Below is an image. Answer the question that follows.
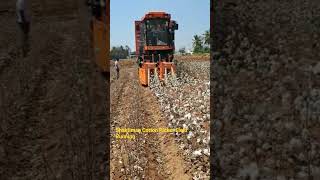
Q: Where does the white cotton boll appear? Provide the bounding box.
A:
[133,165,143,171]
[192,149,202,157]
[203,148,210,156]
[183,124,188,129]
[184,113,191,120]
[179,144,185,150]
[200,129,206,133]
[187,131,194,139]
[202,138,208,144]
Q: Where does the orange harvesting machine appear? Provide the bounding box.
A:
[135,12,179,86]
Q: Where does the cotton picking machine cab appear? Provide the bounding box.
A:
[135,12,179,86]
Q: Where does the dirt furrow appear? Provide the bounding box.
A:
[141,87,192,180]
[111,63,191,179]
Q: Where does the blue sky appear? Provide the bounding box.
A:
[111,0,210,51]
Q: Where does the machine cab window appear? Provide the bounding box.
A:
[145,19,169,46]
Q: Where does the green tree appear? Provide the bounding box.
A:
[193,35,203,53]
[110,45,130,59]
[203,30,210,53]
[192,30,210,54]
[203,30,210,46]
[125,45,131,57]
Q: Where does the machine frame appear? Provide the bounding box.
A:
[135,12,178,86]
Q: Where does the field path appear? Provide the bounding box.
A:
[110,61,191,180]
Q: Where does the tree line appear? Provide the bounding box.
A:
[192,30,210,54]
[179,30,210,54]
[110,45,131,59]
